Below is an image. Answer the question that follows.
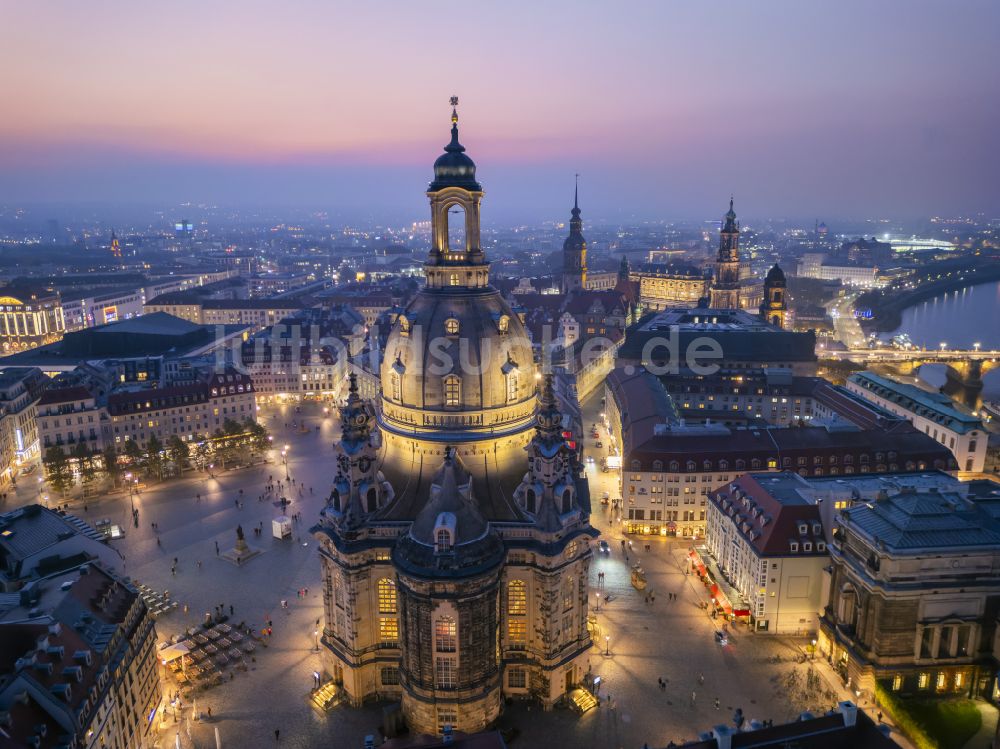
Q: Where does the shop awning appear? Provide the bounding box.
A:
[159,642,191,663]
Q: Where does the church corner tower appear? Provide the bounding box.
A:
[709,197,742,309]
[561,177,587,294]
[316,99,596,739]
[760,263,788,328]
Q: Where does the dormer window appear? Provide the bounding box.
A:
[789,541,799,552]
[445,318,460,335]
[798,523,808,535]
[436,529,452,552]
[434,512,456,553]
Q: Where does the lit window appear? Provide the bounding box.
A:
[444,376,461,407]
[498,316,509,333]
[955,672,964,688]
[379,617,398,644]
[508,580,527,615]
[449,273,459,286]
[391,373,401,401]
[445,318,459,335]
[435,616,457,652]
[936,672,946,689]
[377,578,397,614]
[506,373,518,403]
[918,673,929,689]
[892,675,902,691]
[508,620,527,650]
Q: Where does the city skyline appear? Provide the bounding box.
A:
[2,1,999,223]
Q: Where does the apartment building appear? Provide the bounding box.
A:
[0,367,46,484]
[705,473,829,634]
[0,504,161,749]
[606,367,955,539]
[847,371,988,472]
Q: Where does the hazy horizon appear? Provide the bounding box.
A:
[3,1,999,224]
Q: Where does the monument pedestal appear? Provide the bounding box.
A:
[220,533,262,566]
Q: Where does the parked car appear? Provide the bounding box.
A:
[20,464,37,476]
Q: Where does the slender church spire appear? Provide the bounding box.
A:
[562,175,587,294]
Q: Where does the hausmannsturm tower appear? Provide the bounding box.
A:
[313,100,597,737]
[708,198,742,309]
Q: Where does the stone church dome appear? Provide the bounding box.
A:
[381,288,535,416]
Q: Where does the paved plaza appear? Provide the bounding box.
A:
[7,399,873,748]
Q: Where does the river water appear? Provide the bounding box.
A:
[890,279,1000,398]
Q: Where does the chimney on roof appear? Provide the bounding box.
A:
[712,724,735,749]
[837,700,858,727]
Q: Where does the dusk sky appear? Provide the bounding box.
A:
[2,1,999,224]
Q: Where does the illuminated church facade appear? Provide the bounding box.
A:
[313,102,596,736]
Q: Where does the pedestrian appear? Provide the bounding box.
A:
[171,565,176,576]
[275,728,280,741]
[207,707,212,718]
[691,691,696,705]
[157,537,162,548]
[715,697,720,710]
[197,560,202,570]
[215,541,220,555]
[230,604,234,616]
[698,673,704,685]
[877,711,883,723]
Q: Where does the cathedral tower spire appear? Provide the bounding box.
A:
[562,174,587,294]
[709,196,742,309]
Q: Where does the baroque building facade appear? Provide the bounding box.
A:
[313,104,596,737]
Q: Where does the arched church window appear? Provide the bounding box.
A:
[498,315,509,333]
[525,488,537,514]
[508,580,527,615]
[506,372,518,403]
[445,318,460,335]
[446,205,466,254]
[366,487,378,513]
[444,375,461,408]
[331,488,341,512]
[377,578,397,615]
[561,488,573,514]
[390,373,401,401]
[435,616,457,652]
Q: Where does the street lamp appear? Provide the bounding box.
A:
[313,629,320,652]
[595,593,600,613]
[974,342,981,352]
[940,342,947,351]
[604,635,610,656]
[281,449,289,480]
